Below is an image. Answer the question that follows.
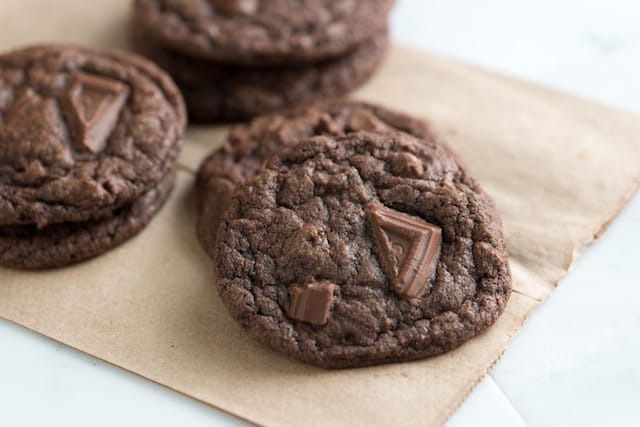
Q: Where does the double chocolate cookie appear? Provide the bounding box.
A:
[134,0,394,65]
[131,0,394,121]
[131,28,388,122]
[215,132,511,368]
[195,101,433,256]
[0,45,185,269]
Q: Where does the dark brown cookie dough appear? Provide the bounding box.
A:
[0,45,185,227]
[133,0,394,65]
[0,171,175,270]
[215,132,511,368]
[130,24,388,122]
[195,101,433,256]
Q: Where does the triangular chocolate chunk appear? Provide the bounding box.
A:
[369,205,442,299]
[63,72,129,153]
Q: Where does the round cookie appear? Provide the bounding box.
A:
[0,45,185,227]
[133,0,395,65]
[215,132,511,368]
[195,101,433,256]
[0,171,175,270]
[131,25,388,122]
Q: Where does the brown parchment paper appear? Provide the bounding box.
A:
[1,1,639,426]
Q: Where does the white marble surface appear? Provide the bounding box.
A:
[1,1,639,425]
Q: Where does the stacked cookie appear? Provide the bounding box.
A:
[131,0,394,122]
[0,45,185,269]
[196,101,512,368]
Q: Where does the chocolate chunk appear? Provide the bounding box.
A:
[289,282,337,326]
[212,0,257,16]
[369,205,442,299]
[63,72,129,153]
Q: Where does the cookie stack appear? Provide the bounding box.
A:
[0,45,185,269]
[131,0,395,122]
[196,101,512,368]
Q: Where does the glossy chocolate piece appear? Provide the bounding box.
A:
[289,282,337,325]
[63,73,129,153]
[369,205,442,299]
[212,0,258,16]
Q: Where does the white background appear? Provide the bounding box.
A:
[1,1,639,425]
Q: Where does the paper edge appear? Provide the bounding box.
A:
[441,181,640,426]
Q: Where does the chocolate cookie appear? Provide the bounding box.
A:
[195,101,433,256]
[0,171,175,270]
[215,132,511,368]
[131,25,388,122]
[133,0,394,65]
[0,45,185,227]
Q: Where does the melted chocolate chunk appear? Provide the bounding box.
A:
[289,282,337,326]
[369,204,442,299]
[63,73,129,153]
[211,0,257,16]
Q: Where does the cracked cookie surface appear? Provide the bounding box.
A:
[195,101,433,256]
[0,171,175,269]
[0,45,185,227]
[215,132,512,368]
